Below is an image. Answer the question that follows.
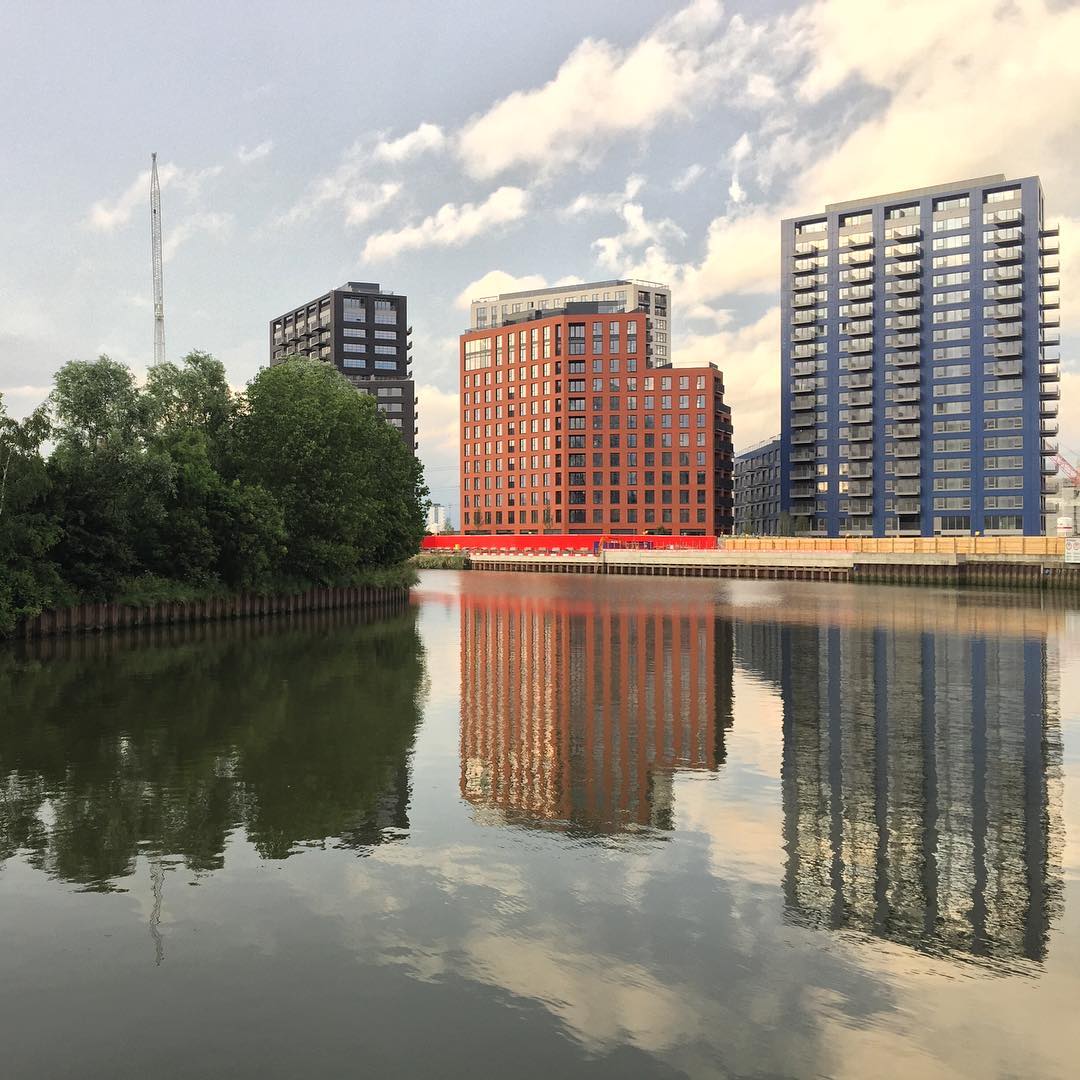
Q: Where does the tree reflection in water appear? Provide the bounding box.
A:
[0,608,427,891]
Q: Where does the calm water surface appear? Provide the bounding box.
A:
[2,571,1079,1078]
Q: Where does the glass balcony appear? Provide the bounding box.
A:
[793,343,823,358]
[793,293,817,307]
[849,374,874,389]
[846,268,874,283]
[792,396,816,411]
[987,302,1022,319]
[793,273,827,291]
[847,354,874,371]
[792,360,818,376]
[1043,478,1060,495]
[895,480,921,496]
[885,299,921,316]
[1041,383,1061,400]
[892,405,919,422]
[849,425,874,441]
[1041,257,1060,273]
[985,226,1022,244]
[1040,311,1060,327]
[792,326,823,341]
[1041,399,1059,416]
[849,391,873,407]
[886,332,920,349]
[844,338,875,354]
[792,309,819,324]
[1042,458,1059,475]
[886,242,921,259]
[791,483,817,498]
[885,223,920,240]
[893,444,920,459]
[1040,237,1060,255]
[844,249,874,266]
[849,446,874,460]
[887,315,921,331]
[1041,419,1059,435]
[886,350,920,367]
[843,319,874,336]
[1041,439,1059,454]
[985,284,1022,301]
[885,278,919,294]
[849,499,875,516]
[985,207,1022,225]
[986,245,1023,263]
[790,465,817,480]
[1040,362,1060,380]
[894,423,921,439]
[887,259,921,277]
[847,480,874,496]
[984,266,1022,282]
[895,498,922,515]
[990,360,1022,377]
[792,430,816,445]
[889,368,919,385]
[850,408,874,425]
[843,231,874,248]
[794,239,827,255]
[845,285,874,301]
[985,322,1022,339]
[791,449,816,462]
[984,341,1022,358]
[848,463,873,478]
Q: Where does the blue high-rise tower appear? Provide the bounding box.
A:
[780,175,1060,537]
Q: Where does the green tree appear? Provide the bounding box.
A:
[234,359,426,581]
[0,396,65,635]
[47,357,171,596]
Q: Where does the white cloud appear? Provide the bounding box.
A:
[562,175,645,218]
[237,140,274,164]
[455,271,548,309]
[86,161,223,232]
[278,144,403,226]
[344,182,403,227]
[362,186,529,261]
[594,202,685,271]
[672,164,705,192]
[416,382,460,464]
[673,307,781,451]
[374,122,446,163]
[457,0,728,179]
[162,212,232,261]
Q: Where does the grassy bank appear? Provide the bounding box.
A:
[412,553,472,571]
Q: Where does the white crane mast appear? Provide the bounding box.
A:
[150,152,165,365]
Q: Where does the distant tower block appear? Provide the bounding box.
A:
[150,152,165,365]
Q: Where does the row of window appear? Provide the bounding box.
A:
[463,508,711,527]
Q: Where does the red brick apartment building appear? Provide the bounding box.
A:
[460,303,734,535]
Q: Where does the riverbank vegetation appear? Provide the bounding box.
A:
[0,354,426,636]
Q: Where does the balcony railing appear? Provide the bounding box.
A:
[849,425,874,441]
[885,279,920,294]
[985,322,1022,339]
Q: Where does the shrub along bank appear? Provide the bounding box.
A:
[0,353,427,637]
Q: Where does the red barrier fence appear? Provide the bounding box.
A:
[421,533,717,555]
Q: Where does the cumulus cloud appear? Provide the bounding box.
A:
[86,161,222,231]
[673,164,705,192]
[362,186,530,260]
[237,140,274,164]
[594,202,685,271]
[374,122,446,163]
[672,307,781,451]
[162,211,232,261]
[278,143,403,226]
[562,175,645,218]
[457,0,728,179]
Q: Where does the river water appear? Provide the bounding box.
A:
[1,571,1079,1078]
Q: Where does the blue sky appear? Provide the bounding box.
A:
[2,0,1076,515]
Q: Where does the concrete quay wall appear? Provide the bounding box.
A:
[463,550,1080,590]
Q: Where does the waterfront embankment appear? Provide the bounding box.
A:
[457,549,1080,589]
[16,583,411,639]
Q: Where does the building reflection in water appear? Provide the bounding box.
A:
[738,617,1064,966]
[460,593,733,833]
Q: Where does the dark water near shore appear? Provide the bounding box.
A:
[1,572,1079,1078]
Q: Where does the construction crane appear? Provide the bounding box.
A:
[1053,454,1079,486]
[150,152,165,366]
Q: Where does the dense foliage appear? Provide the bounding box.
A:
[0,353,427,635]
